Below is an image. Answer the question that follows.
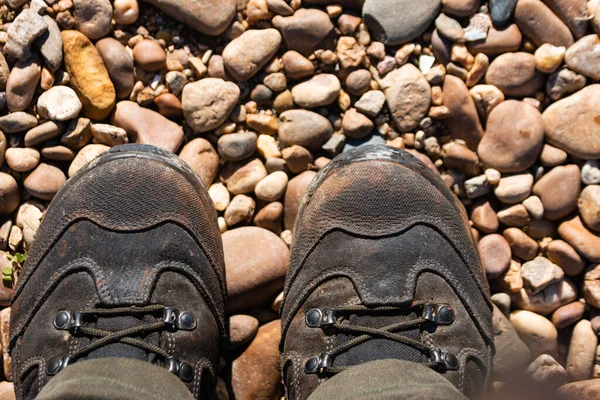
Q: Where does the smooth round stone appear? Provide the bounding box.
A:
[551,302,585,329]
[5,147,40,172]
[543,85,600,160]
[0,173,20,216]
[284,171,317,231]
[565,35,600,80]
[478,100,543,173]
[523,195,544,220]
[525,355,565,391]
[68,144,110,177]
[231,321,282,399]
[41,146,76,161]
[470,198,499,233]
[90,124,129,146]
[345,69,371,96]
[510,310,558,359]
[24,121,64,147]
[133,40,166,72]
[278,110,333,150]
[468,24,522,56]
[478,234,511,279]
[540,144,568,167]
[182,78,240,133]
[584,264,600,308]
[533,165,580,220]
[435,13,465,42]
[208,183,230,212]
[362,0,442,45]
[521,257,564,294]
[342,108,374,139]
[566,320,597,383]
[557,379,600,400]
[37,86,82,121]
[223,29,282,82]
[222,158,268,195]
[6,56,41,112]
[24,163,67,200]
[223,227,289,311]
[444,144,480,176]
[546,68,587,101]
[0,112,38,134]
[558,216,600,263]
[253,202,283,234]
[443,0,479,16]
[515,0,574,48]
[217,132,257,162]
[383,64,431,133]
[544,0,589,39]
[224,194,255,226]
[113,0,139,25]
[255,171,288,202]
[228,314,259,349]
[291,74,341,108]
[494,174,534,204]
[489,0,518,27]
[526,219,557,240]
[503,227,538,261]
[579,185,600,232]
[178,138,219,188]
[282,145,312,173]
[73,0,113,40]
[153,93,183,120]
[0,131,5,167]
[485,52,544,97]
[497,204,530,227]
[282,51,315,80]
[96,38,135,99]
[493,305,532,379]
[272,9,334,56]
[582,160,600,185]
[547,240,585,276]
[442,75,484,150]
[535,43,566,74]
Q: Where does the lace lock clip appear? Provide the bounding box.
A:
[422,304,455,325]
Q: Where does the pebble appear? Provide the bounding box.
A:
[510,310,558,359]
[254,202,283,234]
[24,163,66,200]
[345,69,371,96]
[218,132,257,162]
[143,0,236,35]
[521,257,564,294]
[383,64,431,133]
[281,145,311,173]
[442,75,484,150]
[533,165,581,220]
[494,174,534,204]
[465,174,492,198]
[72,0,112,40]
[132,40,166,72]
[436,13,465,42]
[478,100,543,173]
[493,305,532,379]
[489,0,518,26]
[255,171,288,202]
[273,9,334,55]
[514,0,574,48]
[584,264,600,308]
[510,278,577,315]
[62,117,92,150]
[113,0,139,25]
[113,101,183,153]
[90,124,129,146]
[546,68,586,101]
[4,9,47,61]
[552,302,585,329]
[5,148,40,172]
[579,186,600,232]
[558,216,600,263]
[153,94,183,120]
[41,146,76,162]
[544,0,589,39]
[178,138,219,188]
[67,144,110,177]
[443,0,479,17]
[0,174,20,217]
[582,161,600,185]
[62,30,116,120]
[478,234,511,279]
[37,86,82,121]
[0,54,8,92]
[362,0,441,45]
[6,56,41,112]
[224,194,256,226]
[278,110,333,149]
[284,171,316,230]
[222,227,289,311]
[547,240,585,276]
[504,227,538,261]
[354,90,386,117]
[38,16,63,72]
[468,24,522,56]
[497,204,530,227]
[540,144,568,167]
[485,52,544,97]
[566,320,597,382]
[0,132,5,167]
[182,78,240,133]
[96,38,135,99]
[526,354,566,390]
[342,108,374,139]
[228,315,259,349]
[565,35,600,81]
[231,320,282,399]
[337,36,367,68]
[222,158,268,195]
[557,379,600,399]
[292,74,341,108]
[471,199,499,233]
[0,112,38,133]
[523,195,544,220]
[208,183,230,212]
[257,135,282,160]
[282,51,315,80]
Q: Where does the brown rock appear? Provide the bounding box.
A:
[510,309,558,359]
[254,202,283,234]
[282,51,314,80]
[223,29,282,82]
[0,308,11,381]
[497,204,531,227]
[540,144,568,167]
[515,0,574,47]
[468,24,522,57]
[486,53,544,97]
[223,227,289,311]
[345,69,372,96]
[521,256,564,294]
[284,171,316,231]
[6,56,41,112]
[24,121,65,147]
[0,173,20,217]
[255,171,288,202]
[5,147,40,173]
[543,0,589,39]
[551,302,585,328]
[547,239,585,276]
[246,114,278,136]
[272,9,334,56]
[178,138,219,188]
[291,74,341,108]
[112,101,183,153]
[504,227,539,261]
[559,216,600,262]
[96,38,135,99]
[470,198,499,233]
[579,185,600,232]
[342,108,374,139]
[278,110,333,150]
[443,0,479,16]
[68,144,110,177]
[557,379,600,399]
[383,64,431,133]
[24,163,67,200]
[509,279,577,315]
[533,165,580,220]
[222,158,268,195]
[228,314,259,349]
[41,146,76,161]
[444,143,480,176]
[564,35,600,80]
[525,354,566,390]
[231,320,283,400]
[500,259,524,292]
[153,93,183,120]
[218,132,257,162]
[478,233,512,279]
[478,100,544,173]
[442,75,484,150]
[224,194,256,226]
[132,40,166,72]
[584,264,600,308]
[566,320,597,382]
[282,145,312,173]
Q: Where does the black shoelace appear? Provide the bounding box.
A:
[303,303,459,376]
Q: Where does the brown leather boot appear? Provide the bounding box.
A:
[280,145,494,399]
[10,145,227,399]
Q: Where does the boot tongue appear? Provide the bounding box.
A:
[332,311,427,368]
[85,314,161,363]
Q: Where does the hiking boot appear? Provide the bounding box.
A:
[10,145,226,399]
[280,145,494,399]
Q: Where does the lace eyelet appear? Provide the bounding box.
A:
[305,308,335,328]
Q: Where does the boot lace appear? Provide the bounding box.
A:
[303,302,459,376]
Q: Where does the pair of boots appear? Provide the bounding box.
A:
[8,144,493,399]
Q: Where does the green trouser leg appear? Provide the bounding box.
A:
[37,357,467,400]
